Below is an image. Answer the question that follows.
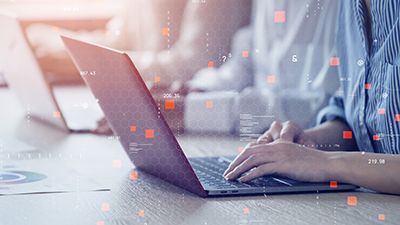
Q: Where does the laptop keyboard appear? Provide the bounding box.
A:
[188,157,290,190]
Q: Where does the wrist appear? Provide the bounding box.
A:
[303,129,315,141]
[323,151,348,182]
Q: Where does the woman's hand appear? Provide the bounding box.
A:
[92,117,113,135]
[222,119,400,195]
[223,140,332,183]
[256,121,315,146]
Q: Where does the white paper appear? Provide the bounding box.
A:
[0,160,109,195]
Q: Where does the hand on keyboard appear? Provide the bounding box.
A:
[223,139,332,183]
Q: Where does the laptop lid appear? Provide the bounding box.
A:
[0,10,102,132]
[0,10,69,132]
[61,35,207,197]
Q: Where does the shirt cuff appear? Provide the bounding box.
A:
[316,105,346,125]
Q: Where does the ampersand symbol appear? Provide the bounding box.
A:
[292,55,298,62]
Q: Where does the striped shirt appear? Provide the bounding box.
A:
[317,0,400,154]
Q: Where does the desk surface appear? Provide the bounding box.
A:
[0,87,399,225]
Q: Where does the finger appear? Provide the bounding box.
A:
[279,121,300,142]
[223,145,264,176]
[100,127,113,135]
[225,154,269,180]
[238,163,277,182]
[93,124,113,135]
[256,133,273,145]
[257,121,282,144]
[223,152,246,177]
[222,141,258,176]
[268,121,283,141]
[246,141,258,148]
[97,117,108,126]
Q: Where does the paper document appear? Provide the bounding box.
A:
[0,159,109,195]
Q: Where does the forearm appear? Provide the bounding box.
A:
[327,151,400,195]
[304,119,358,151]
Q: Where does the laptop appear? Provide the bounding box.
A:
[0,10,103,133]
[61,35,358,197]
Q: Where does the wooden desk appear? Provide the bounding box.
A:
[0,87,399,225]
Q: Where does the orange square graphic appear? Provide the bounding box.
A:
[378,108,386,114]
[105,30,110,36]
[138,210,144,217]
[165,100,175,109]
[52,26,58,32]
[130,126,136,131]
[97,222,104,225]
[145,129,154,138]
[102,203,110,211]
[53,111,61,118]
[365,84,371,89]
[343,131,352,139]
[206,101,213,108]
[242,51,249,58]
[373,135,379,141]
[267,76,275,83]
[274,11,285,23]
[130,172,138,180]
[378,214,385,220]
[395,114,400,121]
[162,28,169,35]
[330,181,337,188]
[330,57,340,66]
[238,147,244,152]
[113,159,121,168]
[347,196,357,205]
[244,208,249,214]
[155,76,161,82]
[208,61,214,69]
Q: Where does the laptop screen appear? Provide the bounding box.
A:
[61,35,207,197]
[0,10,69,131]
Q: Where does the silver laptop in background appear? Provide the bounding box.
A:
[0,10,103,132]
[61,35,358,197]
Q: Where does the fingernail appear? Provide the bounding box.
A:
[225,172,233,180]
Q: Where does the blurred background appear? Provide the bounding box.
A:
[0,0,339,139]
[1,0,251,84]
